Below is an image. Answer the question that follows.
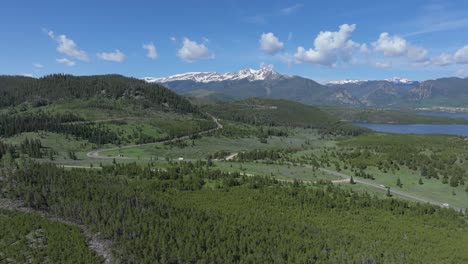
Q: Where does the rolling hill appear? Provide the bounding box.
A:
[0,74,197,113]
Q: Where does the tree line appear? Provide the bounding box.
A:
[1,159,467,263]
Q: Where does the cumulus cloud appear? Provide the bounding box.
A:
[33,63,43,68]
[406,46,429,62]
[143,43,158,59]
[373,33,407,56]
[48,31,88,61]
[430,45,468,66]
[373,32,428,62]
[177,38,214,62]
[294,24,363,66]
[454,45,468,63]
[97,50,126,62]
[431,53,453,66]
[56,58,76,66]
[259,32,284,55]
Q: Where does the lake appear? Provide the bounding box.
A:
[352,111,468,136]
[352,123,468,136]
[416,111,468,120]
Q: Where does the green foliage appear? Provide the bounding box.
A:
[0,111,119,145]
[0,209,101,263]
[322,106,468,124]
[2,161,467,263]
[0,74,197,113]
[204,98,369,136]
[19,138,43,158]
[236,148,297,162]
[339,133,468,185]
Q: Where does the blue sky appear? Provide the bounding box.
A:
[1,0,468,82]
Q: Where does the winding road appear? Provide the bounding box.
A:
[84,116,464,212]
[317,167,462,212]
[86,114,223,159]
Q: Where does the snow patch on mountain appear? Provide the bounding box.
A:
[384,77,416,84]
[327,79,368,85]
[144,66,286,83]
[327,77,417,85]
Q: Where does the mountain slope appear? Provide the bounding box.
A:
[146,67,359,105]
[203,98,368,135]
[409,77,468,106]
[326,78,419,106]
[0,74,197,113]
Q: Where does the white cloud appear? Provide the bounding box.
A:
[294,24,360,66]
[33,63,43,68]
[56,58,76,66]
[143,43,158,59]
[374,62,392,68]
[373,33,408,56]
[177,38,214,62]
[20,73,34,77]
[170,37,176,42]
[430,45,468,66]
[373,32,428,62]
[96,49,126,62]
[259,32,284,55]
[280,4,303,15]
[432,53,453,66]
[406,46,428,62]
[455,68,468,78]
[454,45,468,64]
[48,31,88,61]
[360,43,370,55]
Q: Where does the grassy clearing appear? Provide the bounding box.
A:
[331,165,468,209]
[214,161,337,182]
[101,128,332,158]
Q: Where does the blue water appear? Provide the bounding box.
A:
[353,111,468,136]
[353,123,468,136]
[417,112,468,120]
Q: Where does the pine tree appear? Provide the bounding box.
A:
[396,178,402,188]
[386,187,392,197]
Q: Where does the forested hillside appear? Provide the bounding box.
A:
[322,106,468,124]
[0,74,196,113]
[1,160,467,263]
[204,98,368,136]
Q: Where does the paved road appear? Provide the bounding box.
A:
[86,114,223,159]
[317,167,463,212]
[85,116,463,212]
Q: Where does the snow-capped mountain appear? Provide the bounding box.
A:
[144,66,285,84]
[384,77,416,84]
[326,79,369,85]
[143,68,468,107]
[327,77,416,86]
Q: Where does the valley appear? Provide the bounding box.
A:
[0,74,467,263]
[4,1,468,262]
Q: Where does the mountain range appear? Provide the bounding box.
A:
[145,67,468,108]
